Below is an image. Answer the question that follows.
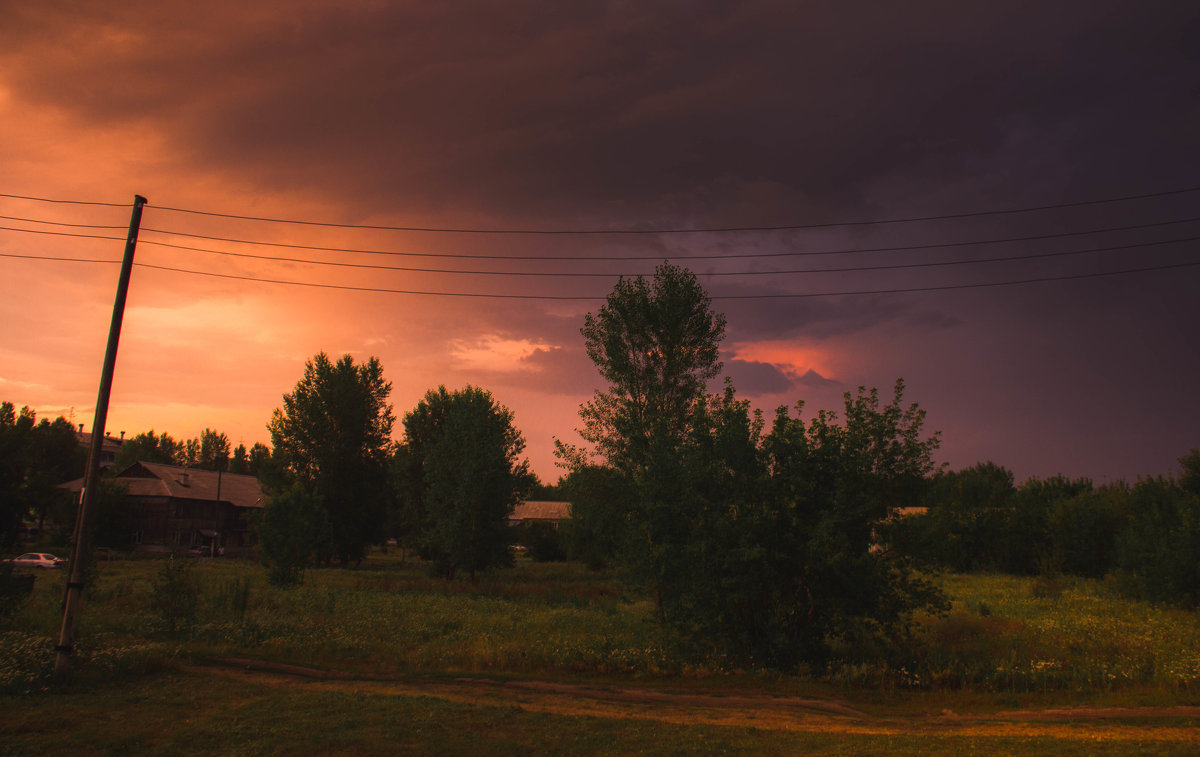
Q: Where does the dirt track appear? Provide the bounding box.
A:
[191,659,1200,743]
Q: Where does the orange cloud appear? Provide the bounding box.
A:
[728,340,838,381]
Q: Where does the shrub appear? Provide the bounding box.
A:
[1113,476,1200,606]
[522,521,568,562]
[256,483,332,586]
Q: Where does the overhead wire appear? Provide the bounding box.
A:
[134,235,1200,278]
[5,185,1199,234]
[132,215,1200,261]
[4,247,1198,300]
[2,185,1197,299]
[143,185,1200,234]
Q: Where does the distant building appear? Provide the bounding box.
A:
[63,461,265,554]
[508,500,572,529]
[74,425,125,470]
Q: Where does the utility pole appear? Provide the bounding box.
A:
[55,194,147,678]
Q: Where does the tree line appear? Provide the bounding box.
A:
[889,453,1200,606]
[4,261,1197,671]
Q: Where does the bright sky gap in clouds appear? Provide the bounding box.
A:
[1,0,1197,483]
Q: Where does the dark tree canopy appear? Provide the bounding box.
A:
[113,430,183,471]
[268,352,395,564]
[564,266,947,669]
[402,386,532,580]
[195,428,231,471]
[578,261,726,476]
[256,483,332,586]
[0,403,82,549]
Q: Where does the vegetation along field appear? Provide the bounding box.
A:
[3,553,1200,755]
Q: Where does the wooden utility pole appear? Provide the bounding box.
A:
[55,194,147,677]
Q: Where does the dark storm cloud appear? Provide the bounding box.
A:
[723,358,795,395]
[5,1,1197,226]
[722,358,840,396]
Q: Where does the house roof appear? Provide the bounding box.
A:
[75,431,125,454]
[510,500,571,521]
[62,461,265,509]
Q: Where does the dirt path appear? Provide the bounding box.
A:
[191,658,1200,743]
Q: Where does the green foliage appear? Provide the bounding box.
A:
[565,266,946,669]
[1180,448,1200,497]
[1113,476,1200,606]
[674,381,947,669]
[894,462,1014,572]
[521,520,568,562]
[563,262,727,600]
[997,475,1093,574]
[228,442,272,476]
[559,464,630,569]
[403,386,533,580]
[0,562,35,621]
[0,403,84,550]
[112,429,183,470]
[150,555,199,635]
[1043,483,1127,578]
[269,352,395,564]
[893,468,1099,576]
[256,484,332,586]
[194,428,231,471]
[575,261,726,478]
[90,478,134,550]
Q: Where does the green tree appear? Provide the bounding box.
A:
[1044,482,1125,578]
[894,462,1014,572]
[229,443,249,474]
[403,386,532,580]
[564,262,726,606]
[112,430,183,470]
[1180,448,1200,498]
[559,463,631,569]
[1113,475,1200,606]
[195,428,231,471]
[564,266,945,669]
[0,404,84,546]
[0,403,36,552]
[269,353,394,564]
[576,262,726,477]
[256,484,332,586]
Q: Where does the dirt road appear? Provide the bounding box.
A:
[192,658,1200,743]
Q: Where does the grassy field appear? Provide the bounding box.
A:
[3,553,1200,754]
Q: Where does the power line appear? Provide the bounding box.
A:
[0,192,131,208]
[0,252,115,264]
[6,249,1197,300]
[143,185,1200,234]
[136,235,1200,278]
[9,213,1190,269]
[136,215,1200,262]
[0,214,127,230]
[0,225,123,243]
[136,258,1200,299]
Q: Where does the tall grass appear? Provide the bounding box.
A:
[3,557,1199,695]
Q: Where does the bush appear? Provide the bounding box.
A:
[256,484,332,586]
[1112,476,1200,606]
[523,521,568,562]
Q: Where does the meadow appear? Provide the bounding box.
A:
[3,553,1200,754]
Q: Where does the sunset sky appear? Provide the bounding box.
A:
[1,1,1197,485]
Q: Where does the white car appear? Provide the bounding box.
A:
[9,552,65,569]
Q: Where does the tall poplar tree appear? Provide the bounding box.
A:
[268,353,394,564]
